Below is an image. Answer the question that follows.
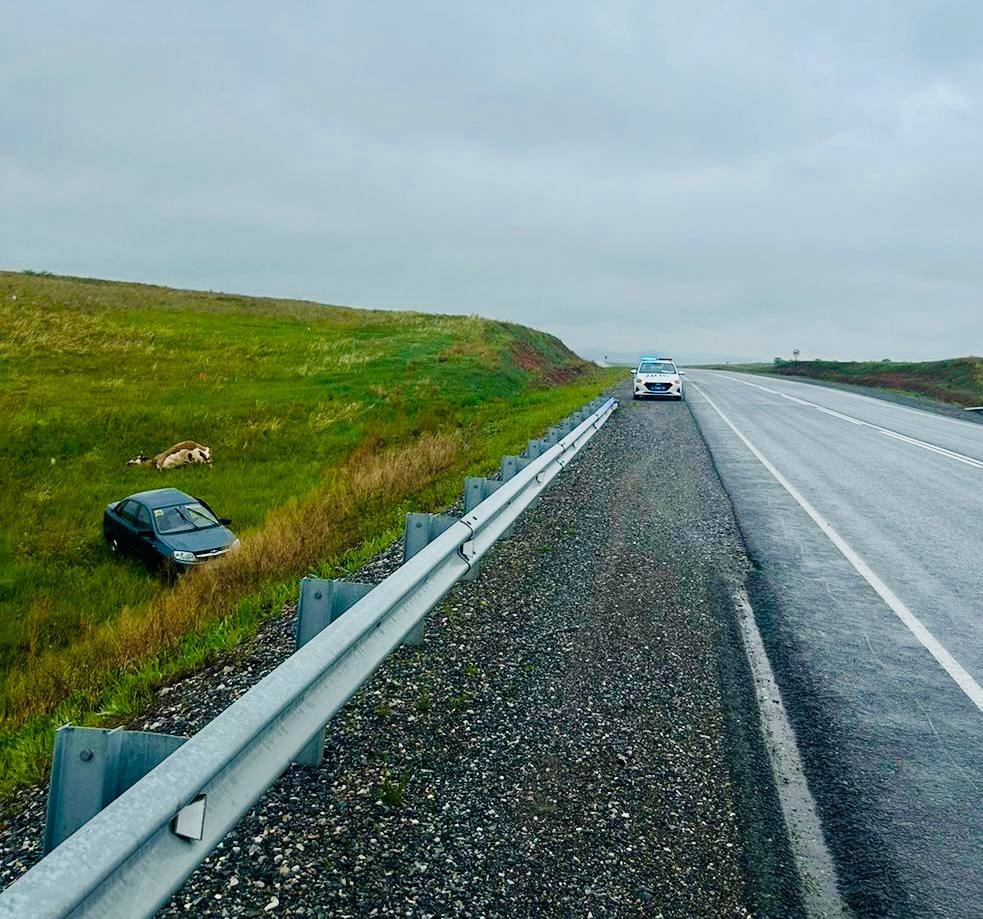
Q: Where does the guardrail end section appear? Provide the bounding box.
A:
[44,725,187,854]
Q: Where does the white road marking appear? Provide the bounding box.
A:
[734,589,848,918]
[711,374,983,469]
[690,382,983,714]
[711,367,983,426]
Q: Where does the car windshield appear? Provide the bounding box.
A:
[638,361,676,374]
[154,503,220,535]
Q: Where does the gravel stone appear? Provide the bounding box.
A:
[0,383,798,916]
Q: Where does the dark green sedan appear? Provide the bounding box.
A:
[103,487,239,575]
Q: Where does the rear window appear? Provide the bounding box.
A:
[638,361,676,374]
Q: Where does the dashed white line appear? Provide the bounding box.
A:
[690,381,983,714]
[714,374,983,469]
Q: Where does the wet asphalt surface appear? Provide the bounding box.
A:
[687,370,983,919]
[0,383,802,917]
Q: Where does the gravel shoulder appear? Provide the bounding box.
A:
[0,383,802,917]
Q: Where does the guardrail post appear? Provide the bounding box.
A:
[464,476,502,513]
[295,578,374,646]
[502,454,535,481]
[44,725,186,854]
[498,457,529,539]
[294,578,375,765]
[463,477,504,579]
[500,455,520,482]
[402,513,457,646]
[523,439,548,511]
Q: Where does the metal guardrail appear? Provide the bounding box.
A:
[0,396,618,919]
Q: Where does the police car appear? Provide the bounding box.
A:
[633,356,684,401]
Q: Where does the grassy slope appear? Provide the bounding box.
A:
[0,271,618,794]
[713,358,983,407]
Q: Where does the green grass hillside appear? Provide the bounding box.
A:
[718,357,983,407]
[0,270,618,794]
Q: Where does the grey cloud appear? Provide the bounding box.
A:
[2,1,981,360]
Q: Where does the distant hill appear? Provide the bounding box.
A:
[713,358,983,407]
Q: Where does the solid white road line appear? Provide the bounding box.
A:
[690,382,983,714]
[734,589,848,919]
[711,374,983,469]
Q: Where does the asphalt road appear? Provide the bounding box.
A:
[685,370,983,918]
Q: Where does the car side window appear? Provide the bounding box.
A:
[117,500,137,524]
[134,504,152,532]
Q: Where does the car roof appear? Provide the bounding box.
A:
[124,488,197,509]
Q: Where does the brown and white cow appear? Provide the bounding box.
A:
[128,441,213,470]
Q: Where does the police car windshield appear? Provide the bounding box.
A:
[638,361,675,374]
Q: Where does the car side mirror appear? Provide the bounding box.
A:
[219,517,232,526]
[679,371,686,376]
[630,368,637,374]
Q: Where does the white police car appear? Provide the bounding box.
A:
[633,356,684,401]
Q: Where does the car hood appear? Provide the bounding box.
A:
[159,527,237,553]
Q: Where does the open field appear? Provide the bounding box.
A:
[707,357,983,407]
[0,271,619,795]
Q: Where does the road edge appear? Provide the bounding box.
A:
[689,398,852,919]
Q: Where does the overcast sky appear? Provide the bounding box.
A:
[3,2,981,361]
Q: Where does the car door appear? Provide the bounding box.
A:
[116,499,140,554]
[130,502,158,564]
[108,499,139,553]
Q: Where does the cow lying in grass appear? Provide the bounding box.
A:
[127,441,213,470]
